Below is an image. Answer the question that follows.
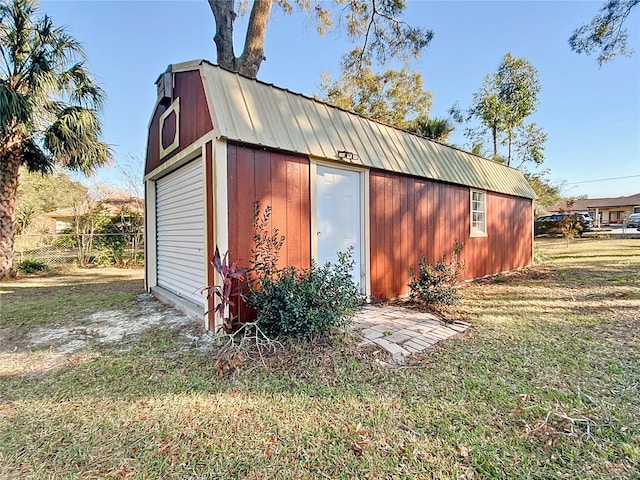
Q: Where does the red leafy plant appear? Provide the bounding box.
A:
[204,246,250,333]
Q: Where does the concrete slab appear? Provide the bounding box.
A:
[384,331,412,344]
[417,319,443,327]
[403,343,422,354]
[372,337,411,358]
[370,323,395,333]
[403,339,430,352]
[406,335,437,348]
[361,327,384,340]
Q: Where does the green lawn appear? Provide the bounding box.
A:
[1,240,639,479]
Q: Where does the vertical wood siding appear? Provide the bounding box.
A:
[145,71,213,174]
[227,143,311,321]
[369,170,532,300]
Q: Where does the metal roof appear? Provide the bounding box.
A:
[548,193,640,212]
[172,60,536,199]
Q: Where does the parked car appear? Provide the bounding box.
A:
[534,213,594,237]
[625,213,640,228]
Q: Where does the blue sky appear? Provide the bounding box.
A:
[40,0,640,199]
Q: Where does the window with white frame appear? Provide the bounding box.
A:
[471,189,487,236]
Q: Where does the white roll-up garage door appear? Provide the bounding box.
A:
[155,157,206,307]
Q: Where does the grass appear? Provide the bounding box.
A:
[0,268,144,347]
[1,239,639,479]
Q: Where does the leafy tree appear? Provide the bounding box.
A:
[570,0,638,66]
[467,53,546,168]
[65,197,110,267]
[470,143,487,157]
[320,51,432,130]
[523,169,562,215]
[94,206,144,267]
[512,123,547,169]
[16,168,88,234]
[0,0,112,278]
[320,49,461,142]
[208,0,433,78]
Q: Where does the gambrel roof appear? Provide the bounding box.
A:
[168,60,536,199]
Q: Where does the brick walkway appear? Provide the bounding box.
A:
[353,305,470,364]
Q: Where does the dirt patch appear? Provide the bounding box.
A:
[1,291,207,377]
[27,293,196,354]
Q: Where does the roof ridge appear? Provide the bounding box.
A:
[167,59,536,199]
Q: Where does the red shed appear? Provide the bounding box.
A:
[145,60,536,329]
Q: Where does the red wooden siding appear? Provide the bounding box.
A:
[161,111,177,150]
[369,170,532,300]
[145,70,213,174]
[464,192,533,279]
[227,143,311,322]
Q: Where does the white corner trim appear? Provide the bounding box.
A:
[213,139,229,256]
[212,139,229,332]
[144,179,157,291]
[159,97,180,158]
[309,160,318,261]
[362,168,371,300]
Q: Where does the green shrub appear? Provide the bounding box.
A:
[247,202,361,339]
[248,250,361,339]
[17,259,49,274]
[408,241,465,307]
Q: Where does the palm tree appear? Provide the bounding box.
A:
[0,0,112,278]
[471,143,486,156]
[412,117,455,143]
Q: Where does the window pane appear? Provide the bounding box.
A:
[471,191,486,234]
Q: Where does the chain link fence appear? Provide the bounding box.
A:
[14,233,144,267]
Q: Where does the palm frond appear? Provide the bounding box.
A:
[2,0,37,75]
[58,62,104,109]
[0,81,31,133]
[44,105,113,175]
[0,0,111,174]
[21,135,53,173]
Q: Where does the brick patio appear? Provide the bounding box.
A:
[353,305,470,364]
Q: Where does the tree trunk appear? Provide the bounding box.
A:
[237,0,273,78]
[209,0,237,71]
[492,125,498,159]
[506,129,513,166]
[208,0,273,78]
[0,147,23,279]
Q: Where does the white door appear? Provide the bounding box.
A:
[155,158,206,307]
[316,165,362,287]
